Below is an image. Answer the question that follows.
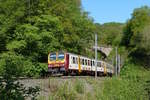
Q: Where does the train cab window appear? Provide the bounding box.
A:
[58,52,64,60]
[73,57,75,64]
[82,59,84,65]
[85,59,87,65]
[50,53,56,61]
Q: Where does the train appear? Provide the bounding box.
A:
[48,52,114,76]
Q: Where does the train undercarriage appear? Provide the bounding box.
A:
[47,67,112,77]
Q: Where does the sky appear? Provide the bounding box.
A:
[81,0,150,24]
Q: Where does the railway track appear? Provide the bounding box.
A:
[0,74,106,82]
[18,75,97,80]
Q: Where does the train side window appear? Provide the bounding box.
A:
[88,60,90,66]
[74,57,75,64]
[99,62,101,67]
[97,62,99,67]
[82,59,84,65]
[91,61,92,66]
[93,61,95,66]
[85,59,87,65]
[73,57,75,64]
[76,57,78,64]
[97,62,100,67]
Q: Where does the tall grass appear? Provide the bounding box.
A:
[99,63,150,100]
[74,79,85,94]
[38,64,150,100]
[48,78,59,92]
[41,78,99,100]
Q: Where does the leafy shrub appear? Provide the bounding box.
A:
[0,52,40,100]
[0,52,25,76]
[24,62,47,77]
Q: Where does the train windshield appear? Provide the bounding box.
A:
[50,53,56,61]
[58,52,64,60]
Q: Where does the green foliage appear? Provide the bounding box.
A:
[0,0,95,77]
[0,52,47,77]
[100,78,147,100]
[0,52,25,76]
[0,52,40,100]
[1,1,149,99]
[121,6,150,66]
[99,63,150,100]
[128,6,150,47]
[23,62,47,77]
[95,22,124,46]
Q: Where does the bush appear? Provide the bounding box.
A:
[0,52,40,100]
[24,62,47,77]
[0,52,25,76]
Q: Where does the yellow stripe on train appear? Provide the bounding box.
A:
[78,56,81,73]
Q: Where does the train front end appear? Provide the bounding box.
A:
[48,52,66,73]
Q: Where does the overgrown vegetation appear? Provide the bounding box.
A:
[0,52,40,100]
[100,6,150,100]
[121,6,150,67]
[96,22,124,46]
[100,62,150,100]
[0,0,95,77]
[0,0,150,99]
[38,78,103,100]
[38,65,150,100]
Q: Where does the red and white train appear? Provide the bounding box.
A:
[48,52,114,76]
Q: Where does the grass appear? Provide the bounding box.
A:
[38,77,102,100]
[74,79,85,94]
[38,63,150,100]
[48,78,59,92]
[99,63,150,100]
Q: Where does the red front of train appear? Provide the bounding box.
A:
[48,52,69,73]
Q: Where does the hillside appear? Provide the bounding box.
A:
[0,0,150,100]
[0,0,95,77]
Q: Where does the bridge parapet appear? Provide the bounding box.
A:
[93,46,113,57]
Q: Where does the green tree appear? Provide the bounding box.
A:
[121,6,150,66]
[95,22,124,46]
[0,0,95,76]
